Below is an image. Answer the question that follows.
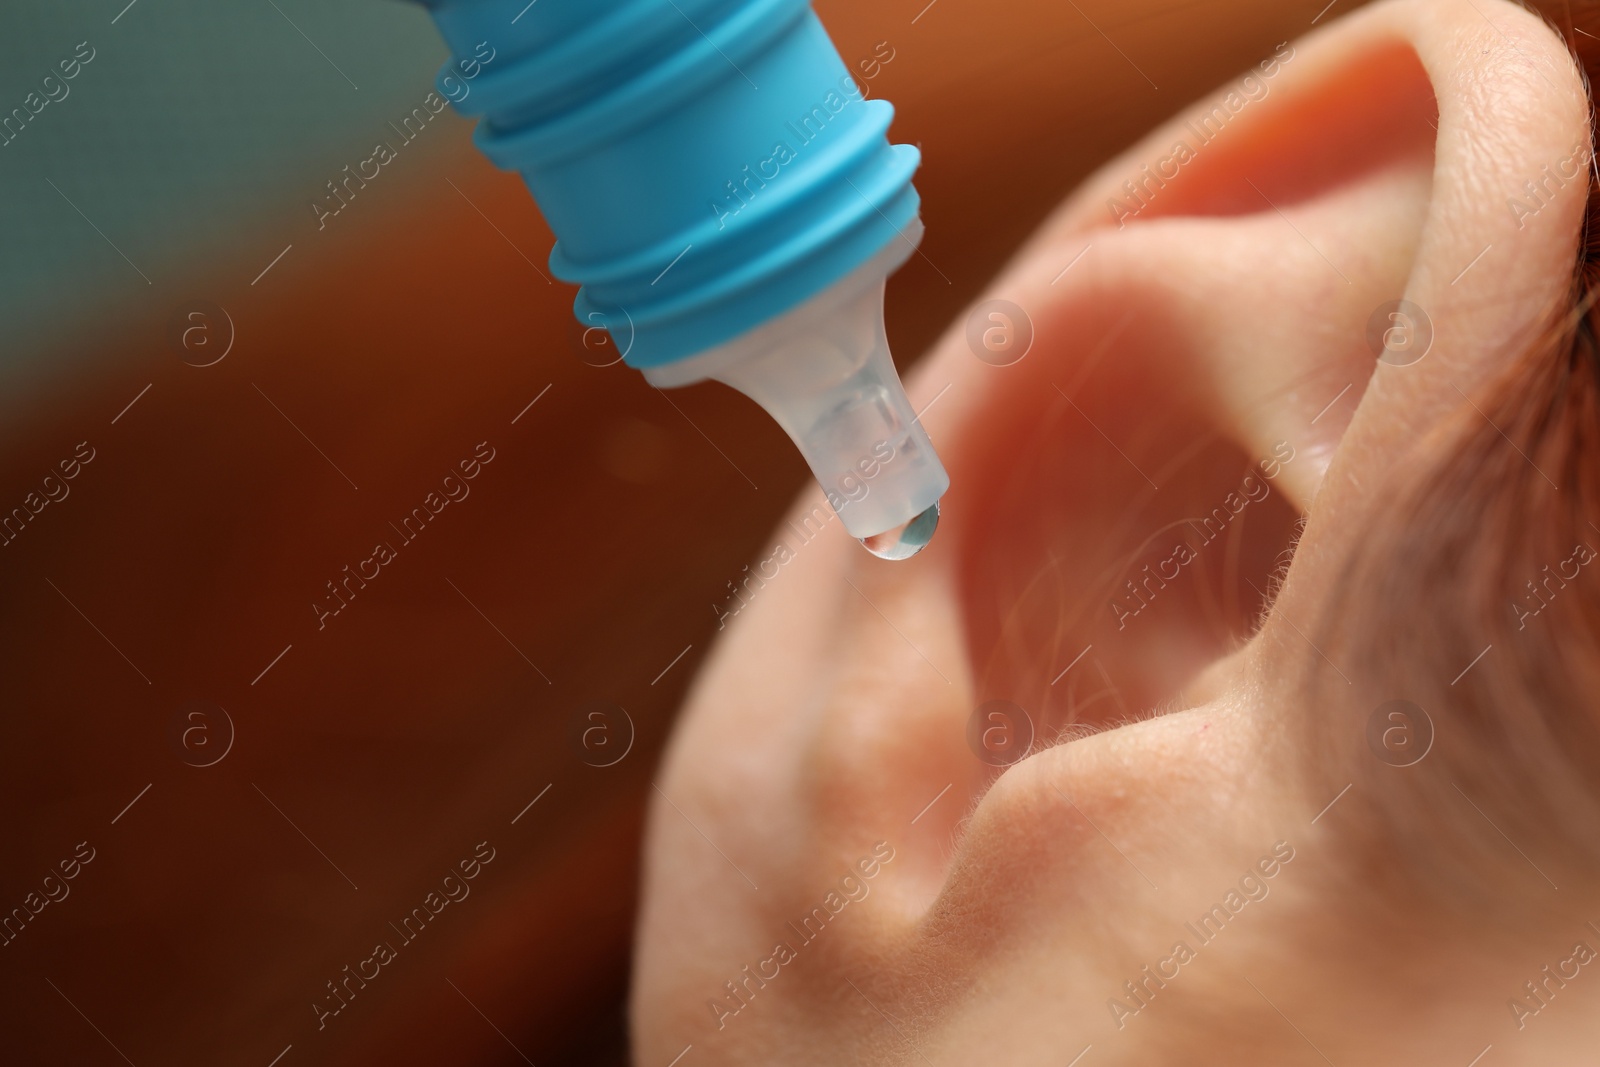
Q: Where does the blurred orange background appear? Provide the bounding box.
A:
[0,1,1347,1062]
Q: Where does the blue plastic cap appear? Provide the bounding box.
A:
[412,0,923,369]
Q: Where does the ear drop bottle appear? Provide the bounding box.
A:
[412,0,949,558]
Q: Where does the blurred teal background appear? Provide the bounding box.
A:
[1,0,447,372]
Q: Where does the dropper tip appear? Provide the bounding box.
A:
[860,500,941,561]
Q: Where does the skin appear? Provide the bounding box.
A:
[634,1,1596,1063]
[0,1,1398,1062]
[0,0,1585,1062]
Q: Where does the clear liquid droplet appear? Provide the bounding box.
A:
[860,501,940,561]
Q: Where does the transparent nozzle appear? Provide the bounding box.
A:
[643,250,949,553]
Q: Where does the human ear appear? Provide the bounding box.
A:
[899,0,1589,933]
[730,0,1588,945]
[636,3,1593,1061]
[646,0,1590,912]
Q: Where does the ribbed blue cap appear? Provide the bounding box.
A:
[412,0,922,368]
